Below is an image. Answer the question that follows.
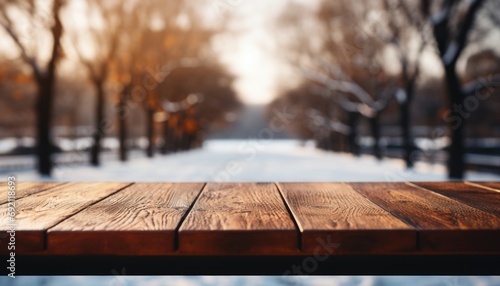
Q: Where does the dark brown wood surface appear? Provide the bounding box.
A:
[2,182,500,256]
[413,182,500,216]
[350,182,500,253]
[178,183,298,255]
[0,182,130,253]
[47,183,203,255]
[278,182,415,254]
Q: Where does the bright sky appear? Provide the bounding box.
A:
[211,0,316,105]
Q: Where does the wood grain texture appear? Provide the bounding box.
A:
[47,183,203,255]
[278,183,415,254]
[0,182,130,254]
[469,182,500,192]
[412,182,500,216]
[350,182,500,253]
[0,182,65,204]
[3,181,500,256]
[178,183,298,255]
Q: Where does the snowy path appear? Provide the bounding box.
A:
[14,140,500,182]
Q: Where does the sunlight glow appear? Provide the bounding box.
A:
[212,1,317,104]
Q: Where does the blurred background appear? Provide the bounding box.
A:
[1,0,500,182]
[1,1,500,285]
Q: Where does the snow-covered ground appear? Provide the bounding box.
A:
[1,275,500,286]
[13,139,500,182]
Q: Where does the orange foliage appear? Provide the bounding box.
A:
[169,113,179,127]
[14,73,31,84]
[164,35,176,48]
[184,118,198,134]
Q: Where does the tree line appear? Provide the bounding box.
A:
[268,0,500,179]
[0,0,242,176]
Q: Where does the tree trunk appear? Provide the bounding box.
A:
[329,130,338,152]
[370,113,381,160]
[173,112,184,153]
[347,111,359,156]
[444,65,465,179]
[425,0,483,179]
[400,84,414,168]
[340,133,348,152]
[118,92,128,162]
[91,81,105,166]
[36,80,55,176]
[160,120,169,155]
[146,107,155,158]
[318,133,328,150]
[166,113,179,153]
[400,101,412,167]
[34,0,64,176]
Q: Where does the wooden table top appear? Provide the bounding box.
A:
[1,181,500,256]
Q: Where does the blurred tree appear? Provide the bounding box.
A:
[463,50,500,138]
[267,82,350,152]
[0,61,92,145]
[0,60,37,139]
[382,0,431,168]
[105,0,212,157]
[276,0,498,175]
[158,63,242,153]
[70,0,128,166]
[112,2,146,162]
[0,0,66,175]
[53,73,94,135]
[298,0,397,159]
[421,0,485,178]
[126,0,237,157]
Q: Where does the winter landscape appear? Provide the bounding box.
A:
[1,0,500,285]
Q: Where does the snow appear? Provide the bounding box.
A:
[442,41,460,66]
[0,138,18,153]
[0,137,35,153]
[12,139,500,182]
[1,275,500,286]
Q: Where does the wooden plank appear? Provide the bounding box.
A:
[0,182,130,254]
[0,182,65,204]
[178,183,298,255]
[350,182,500,253]
[469,182,500,192]
[413,182,500,217]
[278,183,415,255]
[47,183,203,255]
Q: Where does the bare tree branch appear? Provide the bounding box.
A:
[447,0,485,65]
[302,67,375,106]
[0,7,43,81]
[462,73,500,96]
